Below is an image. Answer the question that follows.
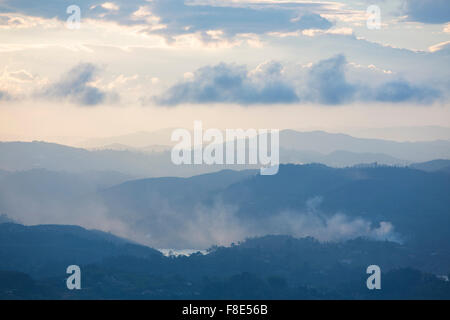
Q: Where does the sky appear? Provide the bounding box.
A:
[0,0,449,145]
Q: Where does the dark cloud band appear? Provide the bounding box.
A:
[41,63,112,106]
[402,0,450,24]
[154,55,443,106]
[0,0,333,38]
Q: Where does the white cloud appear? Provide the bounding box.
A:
[0,13,62,30]
[0,67,47,98]
[101,2,120,11]
[429,40,450,52]
[302,27,353,37]
[444,23,450,33]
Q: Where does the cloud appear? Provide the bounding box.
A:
[372,80,440,103]
[0,0,333,38]
[173,196,402,248]
[100,2,120,11]
[0,68,31,100]
[41,63,115,106]
[155,61,299,105]
[402,0,450,24]
[305,54,356,105]
[429,40,450,53]
[0,90,12,101]
[5,69,35,82]
[266,211,401,243]
[150,1,333,37]
[301,27,353,37]
[305,55,441,104]
[0,182,402,249]
[444,23,450,33]
[155,55,442,106]
[261,196,402,243]
[0,68,48,101]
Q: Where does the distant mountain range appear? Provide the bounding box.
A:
[90,143,172,153]
[279,130,450,161]
[347,126,450,142]
[1,130,449,178]
[78,127,450,148]
[410,159,450,173]
[79,128,179,149]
